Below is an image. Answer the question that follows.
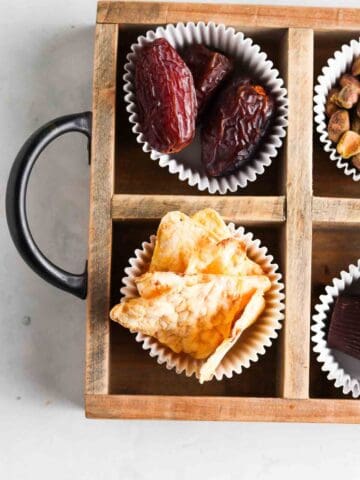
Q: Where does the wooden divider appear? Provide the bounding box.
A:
[86,394,360,422]
[97,1,360,30]
[313,197,360,226]
[86,23,118,395]
[280,28,313,399]
[111,194,286,223]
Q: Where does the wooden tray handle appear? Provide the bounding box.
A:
[6,112,92,299]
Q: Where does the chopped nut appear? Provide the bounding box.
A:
[328,109,350,142]
[337,131,360,158]
[326,102,340,117]
[357,101,360,118]
[352,57,360,76]
[329,87,340,103]
[351,114,360,134]
[351,153,360,170]
[326,88,340,117]
[339,73,360,91]
[334,85,359,109]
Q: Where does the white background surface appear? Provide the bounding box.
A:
[1,0,360,478]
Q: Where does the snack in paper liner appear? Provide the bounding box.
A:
[314,38,360,181]
[123,22,288,194]
[312,260,360,398]
[110,209,284,383]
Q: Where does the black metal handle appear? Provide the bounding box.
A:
[6,112,92,299]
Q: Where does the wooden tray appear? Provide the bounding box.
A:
[85,1,360,422]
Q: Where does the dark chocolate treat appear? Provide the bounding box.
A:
[182,44,234,115]
[327,295,360,360]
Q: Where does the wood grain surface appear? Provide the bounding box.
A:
[86,23,118,395]
[85,394,360,422]
[313,197,360,225]
[97,1,360,31]
[280,28,313,400]
[111,194,285,223]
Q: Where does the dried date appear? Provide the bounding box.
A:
[201,78,275,176]
[182,44,234,115]
[135,38,197,154]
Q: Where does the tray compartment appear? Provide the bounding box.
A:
[313,30,360,199]
[310,225,360,398]
[114,24,287,196]
[109,220,284,397]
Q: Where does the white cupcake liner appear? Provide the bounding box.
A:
[312,260,360,398]
[314,38,360,182]
[123,22,288,194]
[119,224,285,382]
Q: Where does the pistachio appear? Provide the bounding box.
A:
[326,88,340,117]
[328,109,350,142]
[334,85,359,109]
[351,153,360,170]
[351,114,360,134]
[339,73,360,91]
[352,57,360,76]
[328,87,340,103]
[326,102,340,117]
[337,131,360,158]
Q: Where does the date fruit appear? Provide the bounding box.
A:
[135,38,197,154]
[201,78,275,176]
[182,44,234,115]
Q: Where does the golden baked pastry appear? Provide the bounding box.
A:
[110,208,270,382]
[110,272,270,362]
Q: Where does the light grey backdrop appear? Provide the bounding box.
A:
[1,0,360,478]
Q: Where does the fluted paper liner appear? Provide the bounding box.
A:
[119,224,284,382]
[312,260,360,398]
[123,22,288,194]
[314,38,360,182]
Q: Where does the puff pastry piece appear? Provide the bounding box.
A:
[110,272,270,363]
[149,209,230,273]
[185,237,263,276]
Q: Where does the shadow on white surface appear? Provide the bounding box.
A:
[2,25,94,409]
